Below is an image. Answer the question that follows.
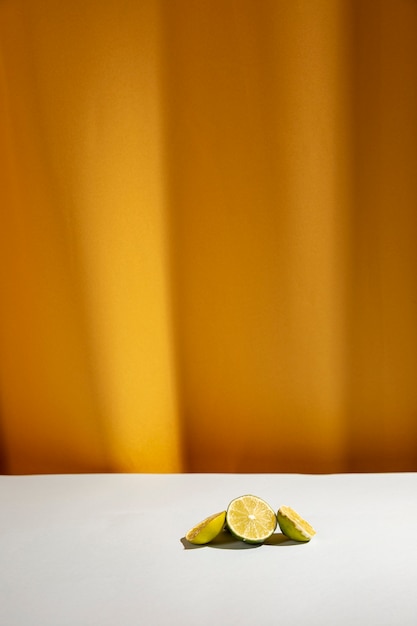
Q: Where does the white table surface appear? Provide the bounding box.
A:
[1,472,416,625]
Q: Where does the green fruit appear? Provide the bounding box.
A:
[185,511,226,544]
[226,494,277,544]
[277,506,316,542]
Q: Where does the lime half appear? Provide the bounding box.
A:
[185,510,226,545]
[277,505,316,542]
[226,495,277,544]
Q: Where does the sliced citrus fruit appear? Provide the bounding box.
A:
[226,494,277,544]
[185,510,226,545]
[277,505,316,542]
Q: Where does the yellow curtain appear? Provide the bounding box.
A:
[1,0,417,474]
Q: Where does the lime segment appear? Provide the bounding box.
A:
[185,510,226,544]
[277,505,316,542]
[226,494,277,544]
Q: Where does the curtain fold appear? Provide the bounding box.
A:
[1,0,416,473]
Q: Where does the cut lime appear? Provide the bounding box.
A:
[185,510,226,545]
[277,505,316,542]
[226,495,277,544]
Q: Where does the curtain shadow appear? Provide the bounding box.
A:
[345,0,417,472]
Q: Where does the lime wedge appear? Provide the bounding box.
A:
[185,510,226,544]
[226,494,277,544]
[277,505,316,542]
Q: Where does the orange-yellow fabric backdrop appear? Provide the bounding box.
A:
[1,0,417,474]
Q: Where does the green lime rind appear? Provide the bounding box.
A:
[185,510,226,545]
[277,506,316,542]
[226,494,277,544]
